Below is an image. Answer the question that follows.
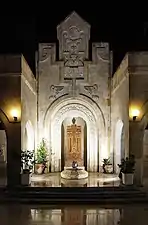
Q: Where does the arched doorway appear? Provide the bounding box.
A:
[0,119,7,186]
[51,105,98,172]
[24,120,34,151]
[143,125,148,178]
[114,120,124,173]
[61,117,87,170]
[43,97,106,173]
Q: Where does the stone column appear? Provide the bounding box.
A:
[7,122,21,187]
[129,121,143,185]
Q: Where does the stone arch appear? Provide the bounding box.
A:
[24,120,34,151]
[43,97,106,172]
[114,119,124,173]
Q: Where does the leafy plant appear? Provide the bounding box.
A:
[21,150,34,171]
[36,138,48,164]
[102,158,111,165]
[118,155,135,174]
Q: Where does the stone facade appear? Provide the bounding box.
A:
[1,12,148,185]
[37,12,111,172]
[21,56,37,151]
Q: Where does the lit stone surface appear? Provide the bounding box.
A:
[31,172,120,187]
[0,204,148,225]
[37,12,111,172]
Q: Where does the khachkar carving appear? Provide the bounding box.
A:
[84,84,99,100]
[49,85,64,99]
[66,118,82,164]
[39,43,56,62]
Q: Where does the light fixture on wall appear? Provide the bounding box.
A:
[10,109,19,122]
[131,109,140,121]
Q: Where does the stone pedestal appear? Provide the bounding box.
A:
[61,167,88,180]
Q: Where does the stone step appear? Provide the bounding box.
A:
[0,186,147,204]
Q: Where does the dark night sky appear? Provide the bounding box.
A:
[0,6,148,75]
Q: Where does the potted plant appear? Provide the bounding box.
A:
[35,138,48,174]
[118,155,135,185]
[21,150,34,185]
[102,158,113,173]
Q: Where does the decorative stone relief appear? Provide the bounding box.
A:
[62,27,85,63]
[92,43,109,63]
[84,84,99,100]
[57,11,90,60]
[64,67,84,78]
[39,43,56,62]
[49,85,64,99]
[62,26,85,79]
[57,12,91,81]
[54,104,95,125]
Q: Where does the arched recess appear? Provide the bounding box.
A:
[43,97,106,172]
[114,119,124,173]
[24,120,34,151]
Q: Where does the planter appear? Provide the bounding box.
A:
[21,172,31,185]
[122,173,134,185]
[35,163,43,174]
[35,163,48,174]
[104,164,113,173]
[103,164,113,173]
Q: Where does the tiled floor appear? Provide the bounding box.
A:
[31,172,120,187]
[0,204,148,225]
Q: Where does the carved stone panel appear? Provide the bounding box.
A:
[66,124,82,164]
[64,67,84,79]
[92,42,109,63]
[39,43,56,63]
[57,11,90,61]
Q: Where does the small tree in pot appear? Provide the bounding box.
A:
[35,138,48,174]
[21,150,34,185]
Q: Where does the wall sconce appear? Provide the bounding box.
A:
[131,109,140,121]
[11,109,19,122]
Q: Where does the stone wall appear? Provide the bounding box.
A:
[111,54,129,171]
[21,56,37,151]
[128,52,148,184]
[111,52,148,183]
[0,55,22,186]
